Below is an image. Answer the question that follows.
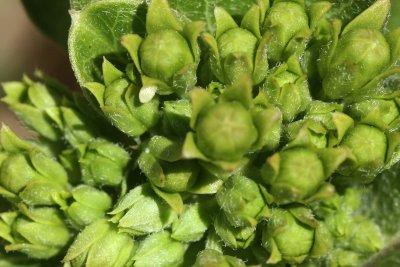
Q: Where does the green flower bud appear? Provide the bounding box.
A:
[63,219,135,267]
[216,175,269,227]
[264,58,311,121]
[263,1,310,62]
[196,102,258,161]
[140,30,194,83]
[202,5,269,84]
[56,185,112,228]
[138,148,199,193]
[262,148,325,204]
[0,150,68,206]
[321,29,391,100]
[79,139,130,186]
[193,249,246,267]
[109,184,176,235]
[4,205,71,259]
[339,124,387,180]
[133,231,185,267]
[85,74,160,138]
[121,0,204,100]
[262,208,315,264]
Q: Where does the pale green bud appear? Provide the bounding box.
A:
[262,148,325,204]
[140,30,194,83]
[80,139,130,186]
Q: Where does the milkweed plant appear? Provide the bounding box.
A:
[1,0,400,266]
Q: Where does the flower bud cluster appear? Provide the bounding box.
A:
[0,0,399,266]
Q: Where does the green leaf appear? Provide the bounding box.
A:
[388,0,400,31]
[360,163,400,266]
[69,0,146,85]
[21,0,71,47]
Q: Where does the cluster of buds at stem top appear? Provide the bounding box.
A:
[1,0,400,266]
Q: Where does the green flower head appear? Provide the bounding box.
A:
[261,148,326,204]
[55,185,112,228]
[183,78,282,169]
[263,57,311,121]
[121,0,204,102]
[138,136,199,193]
[79,139,130,186]
[2,205,71,259]
[262,207,330,264]
[0,127,68,206]
[63,219,135,267]
[202,3,270,84]
[262,0,311,62]
[318,0,400,101]
[216,175,269,227]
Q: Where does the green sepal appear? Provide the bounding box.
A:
[253,32,270,84]
[214,7,238,39]
[150,183,184,215]
[183,21,206,63]
[241,5,262,38]
[138,152,165,187]
[214,212,255,249]
[133,231,185,267]
[220,76,253,109]
[308,2,332,31]
[189,88,215,129]
[0,125,34,153]
[120,34,143,74]
[171,202,213,242]
[251,107,282,151]
[188,168,224,194]
[102,58,124,87]
[342,0,390,35]
[109,184,177,235]
[146,0,182,34]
